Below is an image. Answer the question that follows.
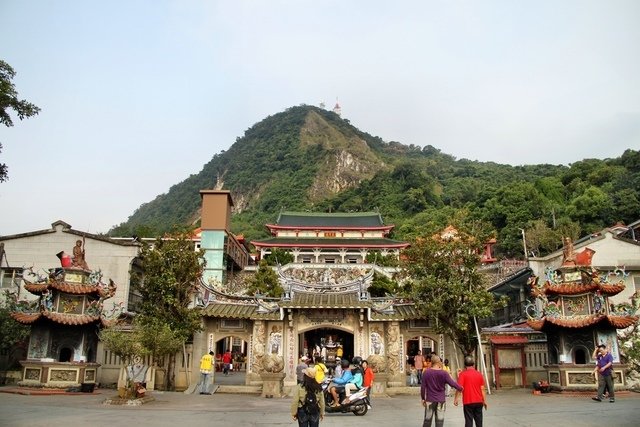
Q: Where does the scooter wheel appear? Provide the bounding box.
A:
[353,403,368,416]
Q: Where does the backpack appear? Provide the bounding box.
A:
[302,389,320,415]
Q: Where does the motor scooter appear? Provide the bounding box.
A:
[322,378,370,416]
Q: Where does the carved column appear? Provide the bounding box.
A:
[247,320,267,385]
[386,321,403,387]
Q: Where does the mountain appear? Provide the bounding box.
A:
[109,105,640,258]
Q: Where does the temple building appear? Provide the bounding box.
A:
[8,243,121,389]
[252,211,410,264]
[525,238,639,390]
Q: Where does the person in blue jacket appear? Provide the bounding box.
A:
[344,357,364,403]
[329,359,352,407]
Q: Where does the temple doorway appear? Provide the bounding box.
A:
[213,336,247,386]
[59,347,73,362]
[300,328,354,371]
[406,336,436,369]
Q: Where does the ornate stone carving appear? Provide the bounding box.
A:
[251,320,267,374]
[262,353,285,373]
[367,354,386,373]
[386,322,401,376]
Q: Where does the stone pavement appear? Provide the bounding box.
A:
[0,387,638,427]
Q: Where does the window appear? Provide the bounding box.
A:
[302,257,312,264]
[324,232,336,238]
[347,258,358,264]
[221,319,243,329]
[324,258,335,264]
[0,267,23,288]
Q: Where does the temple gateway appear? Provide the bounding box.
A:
[191,191,458,394]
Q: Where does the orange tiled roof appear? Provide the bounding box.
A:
[10,312,42,324]
[527,314,638,331]
[49,281,102,295]
[23,281,49,295]
[544,282,598,295]
[607,314,639,328]
[598,281,625,296]
[41,311,100,325]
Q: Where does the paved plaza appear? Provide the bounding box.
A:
[0,388,638,427]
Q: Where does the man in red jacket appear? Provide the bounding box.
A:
[222,350,232,376]
[454,356,487,427]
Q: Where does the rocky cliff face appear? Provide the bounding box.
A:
[301,110,386,201]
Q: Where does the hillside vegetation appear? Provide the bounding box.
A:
[109,105,640,258]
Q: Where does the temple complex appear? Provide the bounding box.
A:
[192,191,454,394]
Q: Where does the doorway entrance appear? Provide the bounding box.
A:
[300,328,354,371]
[213,336,248,385]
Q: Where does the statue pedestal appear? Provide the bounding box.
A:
[372,373,388,396]
[260,372,286,398]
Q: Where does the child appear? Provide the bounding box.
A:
[409,366,418,386]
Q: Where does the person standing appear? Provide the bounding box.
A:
[296,356,309,384]
[414,350,425,385]
[199,351,214,394]
[362,359,375,389]
[443,359,452,396]
[291,367,325,427]
[592,344,615,402]
[454,356,487,427]
[222,350,232,376]
[421,355,463,427]
[314,355,328,384]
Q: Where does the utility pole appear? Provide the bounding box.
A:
[519,228,528,258]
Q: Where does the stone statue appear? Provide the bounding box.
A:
[72,239,89,270]
[562,237,575,265]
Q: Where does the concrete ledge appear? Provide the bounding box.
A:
[216,385,261,394]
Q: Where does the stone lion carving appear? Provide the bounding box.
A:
[367,354,386,373]
[262,353,284,373]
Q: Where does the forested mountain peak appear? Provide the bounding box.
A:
[109,105,640,258]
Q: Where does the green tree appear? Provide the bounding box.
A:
[264,248,294,266]
[1,60,41,182]
[133,232,205,390]
[247,260,283,297]
[402,226,506,355]
[0,295,30,369]
[368,273,400,297]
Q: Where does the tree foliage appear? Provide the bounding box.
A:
[132,232,205,390]
[368,273,400,297]
[264,248,294,266]
[246,260,283,297]
[1,60,41,182]
[401,225,506,355]
[0,293,30,367]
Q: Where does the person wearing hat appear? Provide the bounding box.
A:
[296,355,310,384]
[291,366,325,426]
[592,344,615,402]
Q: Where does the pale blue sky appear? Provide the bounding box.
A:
[1,0,639,235]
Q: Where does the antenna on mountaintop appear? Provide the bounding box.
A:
[333,98,341,117]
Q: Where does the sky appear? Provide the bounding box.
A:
[1,0,639,236]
